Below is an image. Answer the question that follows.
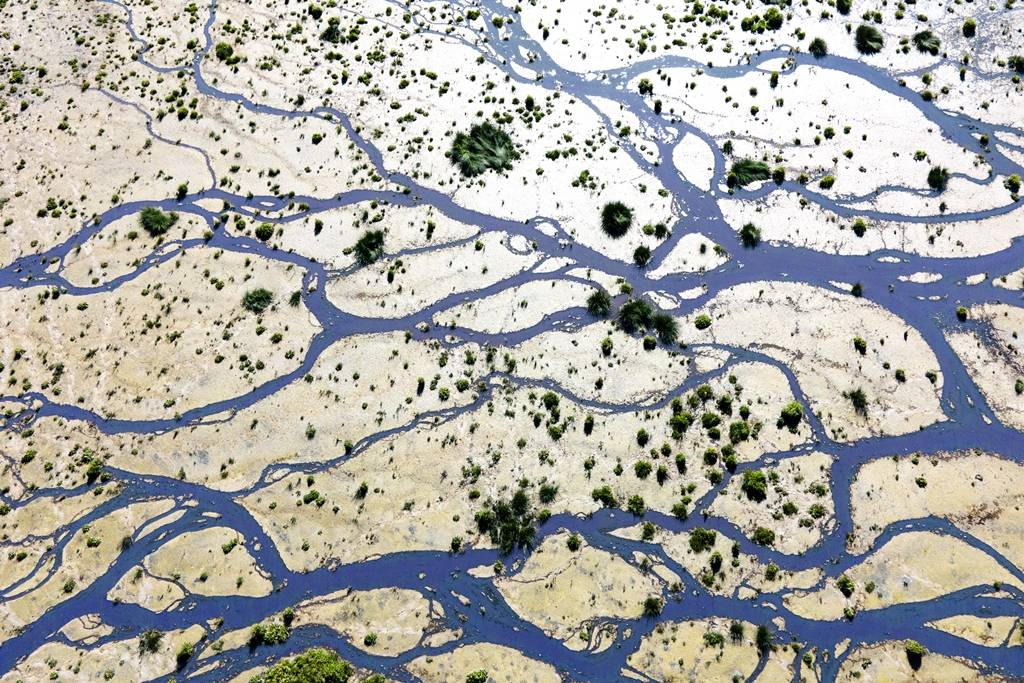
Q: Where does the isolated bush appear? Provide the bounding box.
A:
[242,288,273,313]
[912,31,940,55]
[962,18,976,37]
[739,222,761,247]
[741,470,768,502]
[728,159,771,187]
[633,245,651,266]
[809,37,828,58]
[855,24,884,54]
[139,207,178,237]
[353,230,385,265]
[617,298,654,333]
[450,122,518,177]
[601,201,633,237]
[927,165,949,191]
[586,289,612,317]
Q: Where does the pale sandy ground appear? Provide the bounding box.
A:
[407,643,561,683]
[708,451,835,555]
[647,233,728,279]
[241,361,807,571]
[108,566,186,612]
[927,614,1022,648]
[0,622,206,683]
[118,0,207,68]
[614,524,821,598]
[677,281,946,441]
[327,231,541,318]
[203,0,677,265]
[60,210,209,288]
[433,279,595,333]
[292,587,447,657]
[142,526,272,597]
[517,0,1018,75]
[495,532,660,647]
[721,190,1024,258]
[0,498,175,643]
[649,64,987,199]
[623,617,776,682]
[946,304,1024,431]
[784,531,1024,621]
[226,202,479,271]
[0,85,210,269]
[673,134,715,192]
[508,323,729,404]
[0,245,319,421]
[849,451,1024,570]
[836,640,1009,682]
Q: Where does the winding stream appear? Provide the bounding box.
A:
[2,0,1024,680]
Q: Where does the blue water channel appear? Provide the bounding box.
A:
[1,0,1023,680]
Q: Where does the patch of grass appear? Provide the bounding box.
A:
[450,122,518,177]
[913,31,940,55]
[855,24,884,54]
[728,159,771,187]
[242,288,273,313]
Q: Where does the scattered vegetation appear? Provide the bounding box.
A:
[250,648,353,683]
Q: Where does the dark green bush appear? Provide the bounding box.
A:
[728,159,772,187]
[617,298,653,333]
[855,24,884,54]
[809,37,828,58]
[739,222,761,247]
[927,165,949,191]
[601,201,633,238]
[242,288,273,313]
[586,289,612,317]
[912,31,940,55]
[139,207,178,237]
[352,230,385,265]
[450,122,518,177]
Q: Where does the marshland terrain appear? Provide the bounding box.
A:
[1,0,1023,681]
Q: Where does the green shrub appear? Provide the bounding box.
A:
[250,648,353,683]
[836,0,852,14]
[752,526,775,546]
[633,245,651,266]
[689,527,717,552]
[617,298,653,333]
[694,314,712,330]
[242,288,273,313]
[962,18,976,37]
[739,222,761,247]
[1008,55,1024,73]
[912,31,940,55]
[139,207,178,237]
[809,37,828,58]
[653,314,678,344]
[586,289,612,317]
[779,401,803,430]
[450,122,518,177]
[741,470,768,502]
[905,640,926,669]
[138,629,162,654]
[927,165,949,191]
[601,201,633,238]
[728,159,771,187]
[214,42,234,61]
[855,24,884,54]
[176,642,194,668]
[642,595,663,616]
[848,388,868,415]
[255,223,275,241]
[466,671,489,683]
[352,230,385,265]
[1005,174,1021,194]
